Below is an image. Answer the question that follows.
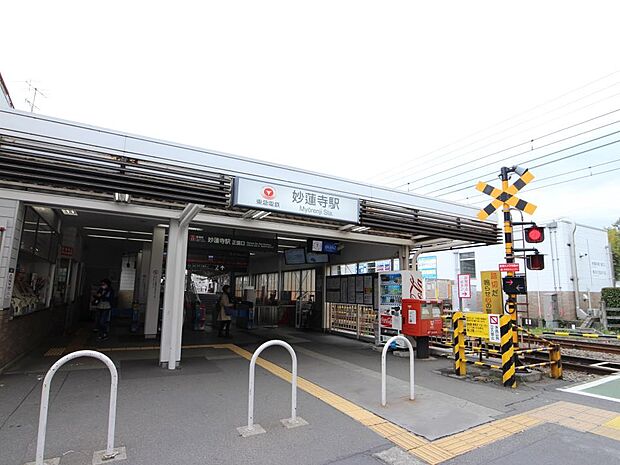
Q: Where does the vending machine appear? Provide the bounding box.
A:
[376,270,424,345]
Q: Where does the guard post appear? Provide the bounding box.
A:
[28,350,125,465]
[452,311,466,376]
[381,335,415,407]
[500,315,516,388]
[549,343,562,379]
[237,340,308,437]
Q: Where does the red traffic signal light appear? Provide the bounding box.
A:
[526,253,545,270]
[525,226,545,243]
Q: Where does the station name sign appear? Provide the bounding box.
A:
[188,233,277,252]
[232,178,360,223]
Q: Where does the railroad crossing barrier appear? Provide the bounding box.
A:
[26,350,126,465]
[237,340,308,437]
[542,330,620,340]
[381,335,415,407]
[451,312,562,388]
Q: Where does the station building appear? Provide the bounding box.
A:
[0,75,500,371]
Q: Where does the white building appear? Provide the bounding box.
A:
[419,219,614,323]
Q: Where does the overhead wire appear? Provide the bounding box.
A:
[373,71,620,185]
[392,87,620,188]
[420,131,620,198]
[371,69,620,182]
[465,166,620,208]
[415,111,620,194]
[457,157,620,204]
[390,88,620,189]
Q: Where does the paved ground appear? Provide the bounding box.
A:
[1,324,619,465]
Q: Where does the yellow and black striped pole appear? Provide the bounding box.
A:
[500,314,516,388]
[452,311,466,376]
[500,168,519,353]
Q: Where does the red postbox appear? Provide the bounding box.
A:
[401,299,444,337]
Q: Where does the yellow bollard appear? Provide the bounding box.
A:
[452,312,466,376]
[549,344,562,379]
[500,315,516,388]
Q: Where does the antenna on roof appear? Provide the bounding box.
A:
[24,80,47,113]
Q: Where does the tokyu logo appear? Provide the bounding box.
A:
[261,186,276,200]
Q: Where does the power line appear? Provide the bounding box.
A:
[526,166,620,192]
[414,110,620,193]
[423,131,620,198]
[467,166,620,208]
[373,72,620,185]
[388,87,620,188]
[458,157,620,203]
[380,76,620,186]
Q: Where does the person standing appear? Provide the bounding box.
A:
[94,279,114,341]
[217,285,233,338]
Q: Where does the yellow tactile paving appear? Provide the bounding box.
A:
[592,425,620,441]
[223,345,620,464]
[70,342,620,463]
[389,432,429,450]
[505,414,544,427]
[411,443,455,465]
[604,416,620,430]
[370,422,409,438]
[555,418,599,432]
[347,408,382,423]
[588,409,620,422]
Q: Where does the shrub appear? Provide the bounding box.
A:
[602,288,620,308]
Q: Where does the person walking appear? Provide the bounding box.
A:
[217,285,233,338]
[94,278,114,341]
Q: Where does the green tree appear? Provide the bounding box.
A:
[609,218,620,281]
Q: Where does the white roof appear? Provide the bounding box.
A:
[0,107,494,223]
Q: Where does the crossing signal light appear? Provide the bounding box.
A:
[525,226,545,243]
[526,253,545,271]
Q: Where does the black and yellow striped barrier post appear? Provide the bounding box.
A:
[500,315,516,388]
[452,312,466,376]
[549,344,562,379]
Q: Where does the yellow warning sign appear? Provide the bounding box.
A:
[465,312,490,339]
[481,271,503,314]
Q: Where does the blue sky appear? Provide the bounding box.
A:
[1,1,619,228]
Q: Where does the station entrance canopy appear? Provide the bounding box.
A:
[0,109,500,249]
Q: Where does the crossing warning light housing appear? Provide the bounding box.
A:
[526,253,545,271]
[525,226,545,243]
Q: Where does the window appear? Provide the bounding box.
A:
[283,271,301,301]
[20,206,59,263]
[234,275,253,297]
[282,269,316,302]
[300,269,316,301]
[255,272,279,302]
[459,252,476,277]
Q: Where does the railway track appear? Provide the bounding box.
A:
[524,353,620,375]
[430,336,620,376]
[522,335,620,356]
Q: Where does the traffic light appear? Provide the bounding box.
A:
[526,253,545,270]
[502,276,527,294]
[525,226,545,243]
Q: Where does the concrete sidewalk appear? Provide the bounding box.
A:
[1,327,619,465]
